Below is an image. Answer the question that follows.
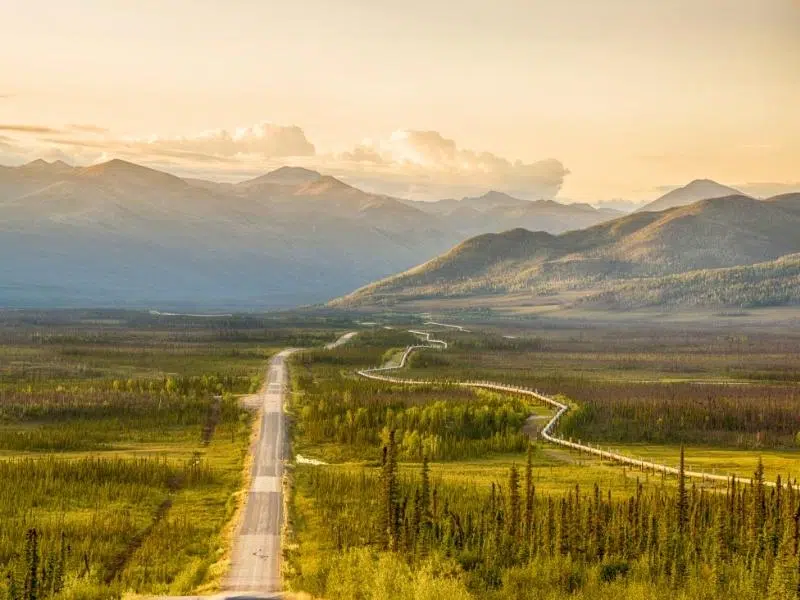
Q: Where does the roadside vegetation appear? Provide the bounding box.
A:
[0,309,348,599]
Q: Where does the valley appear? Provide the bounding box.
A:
[1,307,798,599]
[5,4,798,599]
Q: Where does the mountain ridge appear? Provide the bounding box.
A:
[334,193,800,308]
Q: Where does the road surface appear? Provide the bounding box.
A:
[225,348,293,596]
[324,331,358,349]
[224,332,358,597]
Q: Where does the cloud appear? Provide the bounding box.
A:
[339,143,386,165]
[0,124,62,134]
[40,137,108,149]
[139,122,315,158]
[67,124,109,134]
[335,129,569,199]
[0,123,109,136]
[41,136,234,164]
[0,120,317,173]
[2,120,569,200]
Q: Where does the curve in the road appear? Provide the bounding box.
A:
[357,327,794,491]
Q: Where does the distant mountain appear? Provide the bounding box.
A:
[0,160,620,309]
[0,160,456,308]
[637,179,745,213]
[334,194,800,308]
[766,192,800,215]
[237,165,321,190]
[407,190,618,236]
[17,158,74,175]
[0,159,78,201]
[77,158,187,189]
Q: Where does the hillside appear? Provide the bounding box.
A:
[333,194,800,308]
[580,254,800,309]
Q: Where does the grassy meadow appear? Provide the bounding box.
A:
[0,309,347,599]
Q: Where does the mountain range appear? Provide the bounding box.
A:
[334,193,800,310]
[0,159,617,309]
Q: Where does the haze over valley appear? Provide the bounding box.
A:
[0,158,621,308]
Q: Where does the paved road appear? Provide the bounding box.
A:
[225,349,293,596]
[223,332,358,597]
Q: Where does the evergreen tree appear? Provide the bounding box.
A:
[524,445,534,544]
[766,528,797,600]
[420,455,431,525]
[382,430,400,551]
[23,528,38,600]
[677,445,689,535]
[508,464,521,541]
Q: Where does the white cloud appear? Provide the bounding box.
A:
[1,121,570,200]
[335,129,569,199]
[138,122,315,158]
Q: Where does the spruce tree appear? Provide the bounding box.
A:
[420,455,431,525]
[677,445,689,536]
[524,445,534,544]
[382,430,400,551]
[508,464,521,541]
[23,528,38,600]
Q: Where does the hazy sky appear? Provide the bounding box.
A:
[1,0,798,201]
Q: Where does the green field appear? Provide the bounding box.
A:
[3,310,799,599]
[0,310,348,599]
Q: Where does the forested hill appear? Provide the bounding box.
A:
[580,254,800,309]
[333,194,800,309]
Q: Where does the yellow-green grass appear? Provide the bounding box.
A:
[599,442,800,484]
[0,343,277,387]
[118,429,248,594]
[0,417,250,596]
[0,384,261,595]
[300,444,680,499]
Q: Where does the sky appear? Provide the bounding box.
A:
[1,0,798,202]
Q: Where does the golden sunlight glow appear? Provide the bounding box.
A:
[0,0,798,201]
